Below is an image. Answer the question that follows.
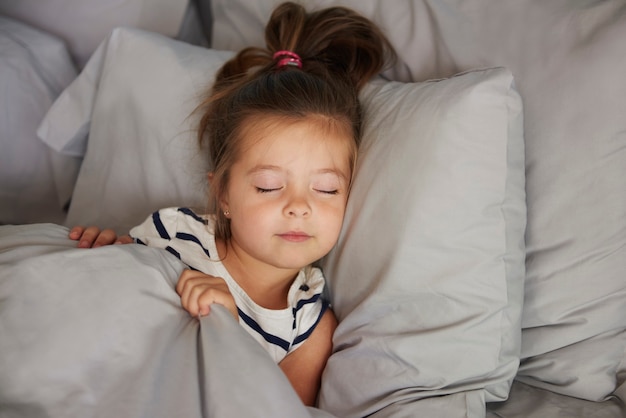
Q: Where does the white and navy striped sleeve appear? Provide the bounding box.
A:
[128,207,211,266]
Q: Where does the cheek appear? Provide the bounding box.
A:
[229,198,276,233]
[321,200,348,237]
[228,208,266,243]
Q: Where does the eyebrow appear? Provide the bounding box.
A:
[247,165,350,182]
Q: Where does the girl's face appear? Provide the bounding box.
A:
[221,115,353,272]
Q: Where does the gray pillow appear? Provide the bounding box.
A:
[319,68,525,416]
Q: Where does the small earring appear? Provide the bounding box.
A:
[223,209,230,217]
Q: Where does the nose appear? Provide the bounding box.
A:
[284,192,311,218]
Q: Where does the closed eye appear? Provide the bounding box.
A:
[315,189,339,195]
[256,187,282,193]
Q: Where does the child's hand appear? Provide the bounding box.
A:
[69,226,133,248]
[176,269,238,320]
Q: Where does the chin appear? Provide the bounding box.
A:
[271,255,319,271]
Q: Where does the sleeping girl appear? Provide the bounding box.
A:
[69,1,394,406]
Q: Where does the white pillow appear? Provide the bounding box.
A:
[0,16,80,225]
[210,0,626,403]
[41,28,526,415]
[39,28,231,234]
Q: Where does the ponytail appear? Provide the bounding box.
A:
[266,3,394,90]
[211,2,394,97]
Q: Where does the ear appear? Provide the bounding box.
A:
[209,172,230,213]
[220,199,230,215]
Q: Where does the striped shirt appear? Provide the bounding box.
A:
[129,207,328,363]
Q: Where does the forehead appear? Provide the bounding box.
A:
[236,114,355,167]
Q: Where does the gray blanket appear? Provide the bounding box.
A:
[0,223,334,417]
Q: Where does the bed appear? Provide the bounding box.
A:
[0,1,624,417]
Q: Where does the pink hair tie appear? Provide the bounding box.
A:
[273,50,302,69]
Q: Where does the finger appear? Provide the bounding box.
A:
[77,226,102,248]
[177,271,202,314]
[196,288,221,317]
[197,287,236,318]
[93,229,118,247]
[68,226,85,240]
[176,270,218,296]
[175,271,231,317]
[182,281,219,317]
[185,284,210,317]
[176,269,193,296]
[114,235,134,245]
[185,279,222,317]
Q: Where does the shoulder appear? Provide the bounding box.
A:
[299,308,337,355]
[174,207,210,225]
[290,308,337,356]
[130,207,212,242]
[152,207,210,232]
[153,207,208,226]
[298,308,337,357]
[316,308,338,338]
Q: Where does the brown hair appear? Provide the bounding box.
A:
[197,1,395,240]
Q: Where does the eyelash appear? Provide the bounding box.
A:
[255,187,339,195]
[316,189,339,195]
[256,187,281,193]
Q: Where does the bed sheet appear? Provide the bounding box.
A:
[487,381,626,418]
[0,0,190,69]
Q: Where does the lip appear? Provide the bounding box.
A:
[278,231,312,243]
